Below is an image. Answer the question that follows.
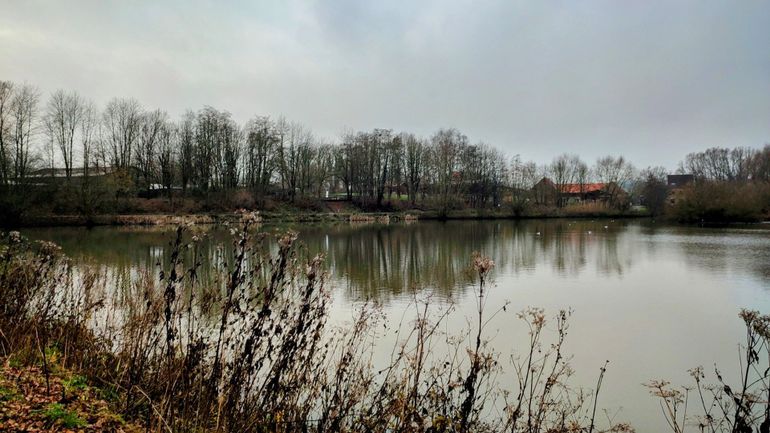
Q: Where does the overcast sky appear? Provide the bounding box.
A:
[1,0,768,168]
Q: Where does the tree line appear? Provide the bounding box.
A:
[664,146,770,222]
[1,79,769,218]
[680,146,770,183]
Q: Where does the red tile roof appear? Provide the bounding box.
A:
[559,183,607,194]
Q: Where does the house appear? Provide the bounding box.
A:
[667,174,694,205]
[667,174,694,188]
[531,178,558,205]
[20,166,140,196]
[531,177,626,207]
[28,166,124,180]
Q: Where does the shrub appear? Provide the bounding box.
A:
[668,181,770,222]
[229,188,256,209]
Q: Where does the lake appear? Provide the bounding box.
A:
[24,218,770,430]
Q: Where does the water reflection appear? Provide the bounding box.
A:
[24,220,770,303]
[303,220,637,300]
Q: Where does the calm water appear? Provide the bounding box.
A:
[24,219,770,430]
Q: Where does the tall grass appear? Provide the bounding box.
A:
[646,310,770,432]
[0,220,631,432]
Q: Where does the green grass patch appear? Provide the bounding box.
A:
[7,355,23,368]
[0,385,20,401]
[62,374,88,392]
[40,403,87,428]
[98,383,121,403]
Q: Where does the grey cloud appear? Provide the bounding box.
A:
[1,0,768,168]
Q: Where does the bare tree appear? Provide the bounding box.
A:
[312,142,336,198]
[74,100,101,218]
[218,113,241,191]
[192,106,241,192]
[157,121,177,197]
[530,163,553,205]
[431,128,466,212]
[44,90,83,181]
[335,131,355,200]
[135,109,167,191]
[277,119,310,201]
[103,97,142,170]
[79,100,98,179]
[403,133,425,206]
[177,111,195,193]
[244,116,277,197]
[594,155,634,206]
[550,154,581,207]
[509,155,539,214]
[193,106,218,191]
[11,84,40,183]
[0,81,13,186]
[635,166,668,216]
[386,133,404,201]
[729,147,755,182]
[575,160,590,196]
[373,128,393,206]
[684,147,757,182]
[749,144,770,182]
[459,143,507,207]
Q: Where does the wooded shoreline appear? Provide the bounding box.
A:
[4,209,654,228]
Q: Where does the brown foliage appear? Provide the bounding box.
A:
[668,181,770,222]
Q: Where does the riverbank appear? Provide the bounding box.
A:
[5,207,653,228]
[0,363,142,432]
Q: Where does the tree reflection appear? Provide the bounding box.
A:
[298,220,642,301]
[22,220,770,304]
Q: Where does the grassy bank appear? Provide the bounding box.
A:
[6,202,651,228]
[0,364,142,432]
